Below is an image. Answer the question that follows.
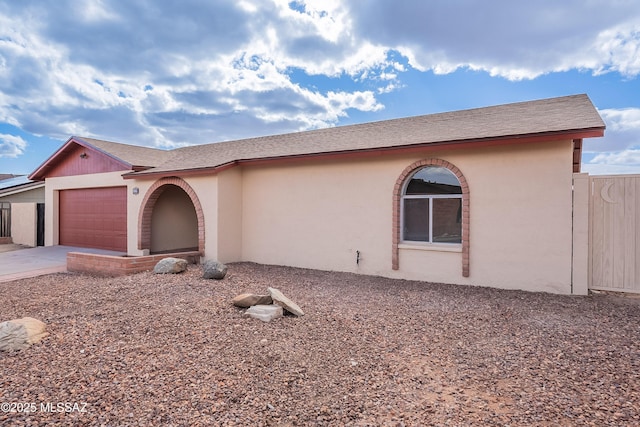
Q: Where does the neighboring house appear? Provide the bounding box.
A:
[28,94,605,294]
[0,175,46,246]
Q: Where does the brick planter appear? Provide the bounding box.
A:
[67,251,201,277]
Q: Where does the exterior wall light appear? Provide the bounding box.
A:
[79,153,88,159]
[132,187,139,195]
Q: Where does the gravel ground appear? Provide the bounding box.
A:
[1,262,640,426]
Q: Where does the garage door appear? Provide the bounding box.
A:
[59,187,127,251]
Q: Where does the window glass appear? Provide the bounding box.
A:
[432,198,462,243]
[402,165,462,244]
[403,198,429,241]
[405,166,462,195]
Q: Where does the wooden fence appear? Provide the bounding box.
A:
[589,175,640,293]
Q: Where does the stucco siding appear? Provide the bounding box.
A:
[241,156,394,274]
[457,142,574,293]
[10,203,37,246]
[184,175,219,260]
[240,140,575,293]
[149,185,199,252]
[217,168,243,262]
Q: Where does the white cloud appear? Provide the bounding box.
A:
[600,108,640,132]
[590,150,640,165]
[0,0,639,157]
[581,155,640,175]
[0,0,398,149]
[345,0,640,81]
[583,108,640,153]
[592,23,640,76]
[583,108,640,174]
[0,134,27,158]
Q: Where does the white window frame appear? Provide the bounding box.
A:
[400,173,462,246]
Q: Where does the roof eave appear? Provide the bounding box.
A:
[122,161,239,180]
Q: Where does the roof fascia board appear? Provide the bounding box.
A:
[122,162,239,180]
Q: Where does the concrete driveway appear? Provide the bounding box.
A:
[0,245,125,283]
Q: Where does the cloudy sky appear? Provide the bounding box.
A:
[0,0,639,175]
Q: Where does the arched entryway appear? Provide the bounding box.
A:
[138,177,205,254]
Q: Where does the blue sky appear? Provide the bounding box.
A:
[1,0,639,175]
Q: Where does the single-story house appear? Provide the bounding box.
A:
[0,175,45,246]
[28,94,605,294]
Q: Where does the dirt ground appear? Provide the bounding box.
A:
[1,262,639,426]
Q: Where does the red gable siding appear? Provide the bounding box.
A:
[46,143,129,177]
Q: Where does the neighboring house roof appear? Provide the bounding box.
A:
[29,94,606,181]
[0,175,44,196]
[0,174,20,181]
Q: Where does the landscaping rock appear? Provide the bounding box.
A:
[244,305,283,322]
[268,287,304,316]
[153,257,188,274]
[203,260,228,280]
[232,293,273,308]
[0,317,48,352]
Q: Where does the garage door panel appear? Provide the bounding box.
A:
[59,187,127,251]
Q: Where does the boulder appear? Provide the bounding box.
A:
[268,287,304,316]
[244,305,283,322]
[0,317,48,352]
[153,257,188,274]
[203,260,228,280]
[232,293,273,308]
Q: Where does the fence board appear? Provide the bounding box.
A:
[590,175,640,293]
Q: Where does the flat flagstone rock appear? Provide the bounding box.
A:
[0,317,49,352]
[153,257,188,274]
[244,305,283,322]
[268,287,304,316]
[232,293,273,308]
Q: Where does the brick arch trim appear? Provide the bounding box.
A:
[138,177,205,253]
[392,158,470,277]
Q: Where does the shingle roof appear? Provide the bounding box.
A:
[124,94,604,177]
[30,94,606,180]
[73,137,171,168]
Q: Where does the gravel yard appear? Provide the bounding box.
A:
[1,262,640,426]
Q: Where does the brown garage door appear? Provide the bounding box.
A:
[59,187,127,251]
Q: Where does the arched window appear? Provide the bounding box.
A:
[393,159,469,276]
[402,166,462,244]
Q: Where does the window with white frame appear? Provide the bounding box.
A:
[402,166,462,244]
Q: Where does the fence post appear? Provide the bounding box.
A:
[572,173,590,295]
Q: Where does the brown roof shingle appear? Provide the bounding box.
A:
[31,94,605,180]
[74,137,172,168]
[125,94,604,177]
